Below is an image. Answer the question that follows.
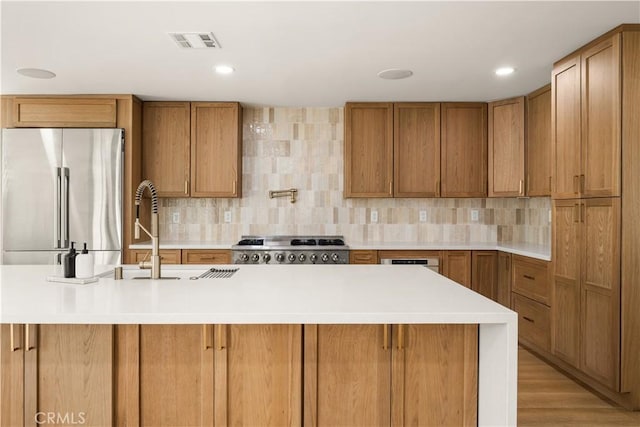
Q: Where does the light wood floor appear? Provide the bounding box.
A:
[518,347,640,426]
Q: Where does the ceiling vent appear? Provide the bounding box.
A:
[169,32,220,49]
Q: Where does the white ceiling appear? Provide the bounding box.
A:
[1,1,639,107]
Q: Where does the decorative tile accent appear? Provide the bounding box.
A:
[158,107,551,246]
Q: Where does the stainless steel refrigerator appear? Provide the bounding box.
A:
[1,128,123,265]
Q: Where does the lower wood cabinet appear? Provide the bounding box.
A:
[130,249,182,265]
[304,324,478,427]
[441,250,472,287]
[512,293,551,352]
[129,249,232,265]
[349,250,379,264]
[1,324,114,427]
[471,250,497,300]
[496,252,512,307]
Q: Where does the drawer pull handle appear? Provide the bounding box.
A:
[523,316,535,323]
[523,274,536,281]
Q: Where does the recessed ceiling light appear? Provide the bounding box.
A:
[377,69,413,80]
[214,65,235,75]
[495,67,515,76]
[16,68,56,79]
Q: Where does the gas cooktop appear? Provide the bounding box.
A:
[231,235,349,264]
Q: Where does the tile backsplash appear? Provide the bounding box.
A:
[158,107,551,246]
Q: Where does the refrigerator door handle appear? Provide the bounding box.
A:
[56,167,62,248]
[63,167,70,248]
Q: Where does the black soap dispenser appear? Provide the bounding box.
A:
[63,241,78,278]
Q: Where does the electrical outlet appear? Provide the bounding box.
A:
[371,210,378,223]
[224,210,232,223]
[471,209,479,222]
[419,210,428,222]
[172,212,180,223]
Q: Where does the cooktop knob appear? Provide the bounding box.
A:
[275,253,285,263]
[298,253,307,262]
[240,253,249,262]
[321,253,329,263]
[251,253,260,262]
[263,253,271,263]
[310,254,318,263]
[331,253,340,263]
[288,253,296,263]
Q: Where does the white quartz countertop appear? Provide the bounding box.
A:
[130,240,550,261]
[0,264,515,325]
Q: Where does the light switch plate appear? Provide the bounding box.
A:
[419,210,428,222]
[371,210,378,223]
[224,210,232,223]
[471,209,479,222]
[172,212,180,223]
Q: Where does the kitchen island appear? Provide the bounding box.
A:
[1,264,516,426]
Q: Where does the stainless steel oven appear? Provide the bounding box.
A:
[380,257,440,273]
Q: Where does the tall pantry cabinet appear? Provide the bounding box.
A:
[550,25,640,408]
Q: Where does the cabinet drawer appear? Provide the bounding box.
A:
[182,249,231,264]
[512,255,550,305]
[512,293,551,352]
[349,250,378,264]
[12,97,117,127]
[130,249,181,265]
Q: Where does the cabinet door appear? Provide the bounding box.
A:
[344,103,393,197]
[191,102,242,197]
[526,84,552,196]
[488,96,526,197]
[130,249,182,265]
[552,55,582,199]
[216,325,301,426]
[496,252,512,308]
[581,198,620,390]
[142,102,191,197]
[391,324,477,427]
[0,324,24,427]
[581,35,621,198]
[394,103,440,197]
[471,250,498,300]
[440,103,487,197]
[304,324,391,427]
[182,249,231,264]
[12,97,117,128]
[25,325,114,427]
[441,250,472,288]
[139,325,214,426]
[551,201,581,367]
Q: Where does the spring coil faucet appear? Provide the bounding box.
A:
[134,180,161,279]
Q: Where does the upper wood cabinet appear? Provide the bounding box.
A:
[552,33,621,199]
[440,103,488,197]
[394,103,441,197]
[142,101,242,198]
[488,96,526,197]
[9,97,117,127]
[142,102,191,197]
[344,103,394,197]
[1,324,114,427]
[526,84,552,196]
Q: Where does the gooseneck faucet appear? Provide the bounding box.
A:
[134,180,161,279]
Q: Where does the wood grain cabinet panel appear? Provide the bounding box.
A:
[488,96,526,197]
[216,325,301,426]
[440,103,488,197]
[130,249,181,265]
[349,250,378,264]
[182,249,231,264]
[12,97,117,127]
[441,250,472,288]
[526,84,552,196]
[471,251,497,300]
[142,102,191,197]
[0,324,115,427]
[344,103,394,197]
[512,255,550,306]
[190,102,242,197]
[139,325,214,426]
[496,252,512,308]
[393,103,440,197]
[513,293,551,352]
